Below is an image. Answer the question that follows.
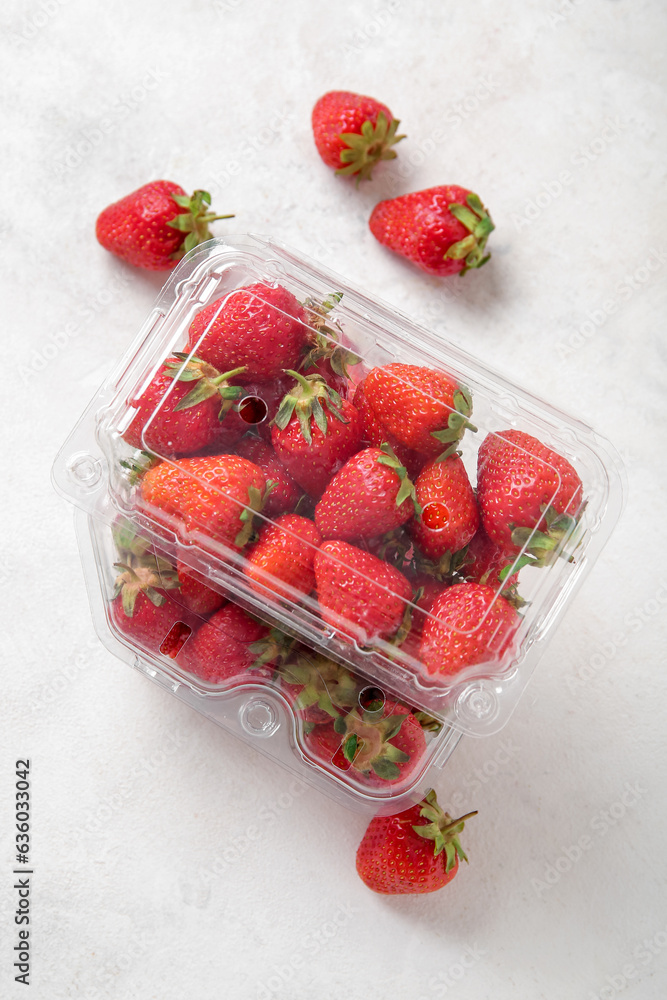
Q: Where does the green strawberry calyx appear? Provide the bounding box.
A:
[278,651,359,719]
[411,790,477,871]
[376,443,423,517]
[248,626,295,670]
[429,387,478,460]
[444,193,495,275]
[274,370,348,444]
[112,553,179,617]
[301,292,361,379]
[507,505,581,570]
[166,190,235,260]
[333,709,411,781]
[165,354,247,421]
[336,112,406,184]
[234,480,276,548]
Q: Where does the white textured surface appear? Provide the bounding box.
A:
[1,1,667,998]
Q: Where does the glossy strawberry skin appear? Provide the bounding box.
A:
[187,283,308,383]
[369,185,491,277]
[140,454,266,551]
[361,364,467,458]
[96,181,191,270]
[408,456,479,560]
[271,398,364,498]
[419,582,520,679]
[462,527,516,588]
[235,436,302,517]
[356,803,460,894]
[353,381,425,478]
[178,603,275,686]
[312,90,395,171]
[110,589,195,656]
[243,514,322,601]
[476,430,584,555]
[176,560,227,616]
[315,447,415,542]
[314,541,413,643]
[123,361,225,457]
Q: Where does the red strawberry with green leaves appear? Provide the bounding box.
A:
[278,650,359,727]
[176,560,227,616]
[187,283,308,383]
[314,540,413,644]
[353,381,425,479]
[96,181,233,271]
[315,444,421,542]
[395,577,448,661]
[271,371,363,497]
[408,455,479,562]
[243,513,322,602]
[124,356,247,457]
[476,430,584,566]
[312,91,405,183]
[305,701,425,785]
[110,554,195,657]
[300,292,360,396]
[369,185,494,276]
[419,582,520,679]
[235,436,302,516]
[360,364,476,460]
[356,789,476,894]
[178,603,278,686]
[140,454,269,552]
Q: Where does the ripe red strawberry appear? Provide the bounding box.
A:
[315,541,413,643]
[419,582,520,679]
[360,364,476,460]
[396,577,448,661]
[96,181,233,270]
[353,381,425,478]
[305,702,425,785]
[110,555,195,656]
[369,185,494,276]
[476,430,584,564]
[312,91,405,182]
[461,526,519,589]
[300,291,360,397]
[140,454,268,552]
[408,455,479,561]
[187,283,308,383]
[124,356,247,457]
[243,514,322,601]
[176,560,227,616]
[235,436,301,516]
[271,372,363,497]
[315,445,420,542]
[356,789,476,894]
[178,603,276,686]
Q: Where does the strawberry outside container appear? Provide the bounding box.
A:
[52,234,625,813]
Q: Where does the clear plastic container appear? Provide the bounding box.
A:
[53,235,625,810]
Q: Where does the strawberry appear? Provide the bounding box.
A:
[311,91,405,182]
[315,445,420,542]
[369,185,494,276]
[140,454,268,552]
[96,181,233,271]
[360,364,476,460]
[419,582,520,679]
[123,357,247,457]
[176,559,227,616]
[271,372,363,497]
[476,430,584,565]
[396,577,448,661]
[408,455,479,562]
[178,603,276,686]
[235,436,302,516]
[278,650,359,726]
[110,554,195,656]
[243,514,322,602]
[187,283,308,383]
[356,789,476,894]
[460,526,518,587]
[300,292,360,396]
[314,541,413,643]
[353,381,425,478]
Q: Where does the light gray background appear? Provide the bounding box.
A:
[1,1,666,998]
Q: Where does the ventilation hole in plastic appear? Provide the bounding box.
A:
[358,686,385,714]
[159,622,192,658]
[238,395,268,424]
[422,501,450,531]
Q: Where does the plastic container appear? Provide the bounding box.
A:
[53,235,625,812]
